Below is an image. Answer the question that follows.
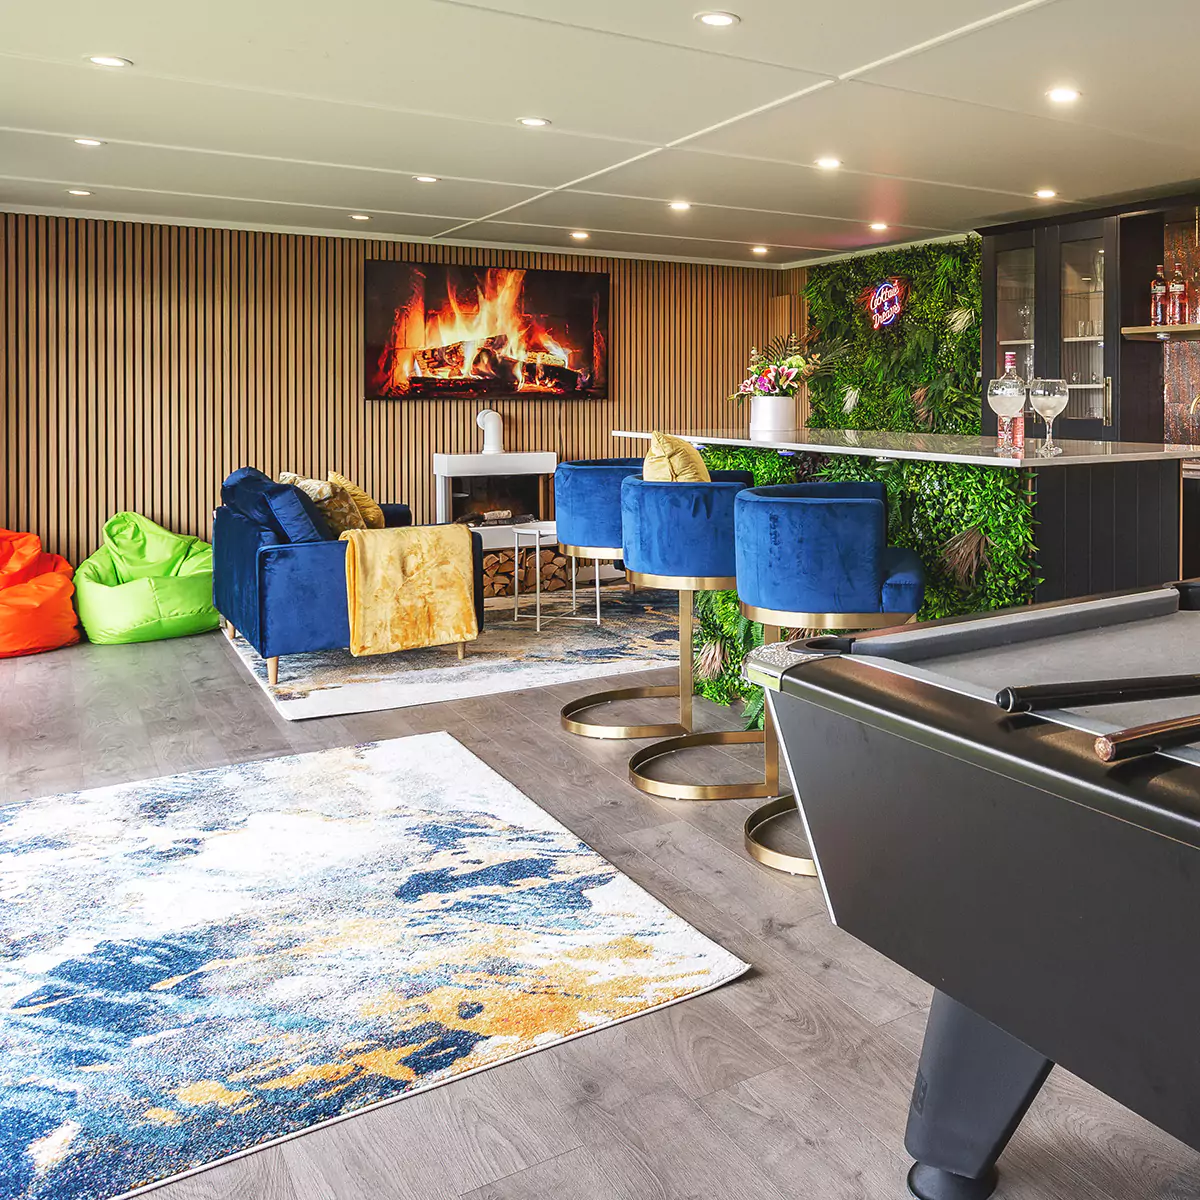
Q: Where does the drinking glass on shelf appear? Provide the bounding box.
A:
[1030,378,1069,457]
[1077,320,1088,338]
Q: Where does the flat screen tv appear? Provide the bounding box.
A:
[364,262,609,400]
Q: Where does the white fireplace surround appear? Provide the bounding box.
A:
[432,450,558,550]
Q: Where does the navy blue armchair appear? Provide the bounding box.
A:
[212,468,484,684]
[734,482,925,620]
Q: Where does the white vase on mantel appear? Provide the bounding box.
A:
[748,392,798,441]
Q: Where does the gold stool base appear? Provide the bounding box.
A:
[744,796,817,875]
[560,685,684,740]
[628,729,779,802]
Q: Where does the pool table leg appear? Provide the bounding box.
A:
[905,991,1053,1200]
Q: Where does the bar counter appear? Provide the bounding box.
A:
[613,427,1200,469]
[614,427,1198,603]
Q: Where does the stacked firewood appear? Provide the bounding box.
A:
[482,548,573,598]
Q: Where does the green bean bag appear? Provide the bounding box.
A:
[75,512,220,644]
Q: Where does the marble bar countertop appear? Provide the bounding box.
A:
[613,427,1200,469]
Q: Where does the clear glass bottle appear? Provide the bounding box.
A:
[1150,264,1168,326]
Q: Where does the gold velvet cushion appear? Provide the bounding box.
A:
[329,471,386,529]
[278,472,366,533]
[643,431,711,483]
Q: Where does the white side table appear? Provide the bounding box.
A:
[512,521,601,631]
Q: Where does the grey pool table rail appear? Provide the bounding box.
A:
[750,583,1200,772]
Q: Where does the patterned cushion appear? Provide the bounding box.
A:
[643,432,711,483]
[279,473,366,534]
[330,472,386,530]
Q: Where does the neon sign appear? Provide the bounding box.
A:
[867,279,904,330]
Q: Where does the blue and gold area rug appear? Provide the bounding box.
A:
[228,590,678,720]
[0,734,746,1200]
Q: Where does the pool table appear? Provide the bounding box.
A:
[744,581,1200,1199]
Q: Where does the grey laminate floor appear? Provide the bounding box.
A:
[5,631,1200,1199]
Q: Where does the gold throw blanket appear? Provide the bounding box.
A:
[340,525,478,657]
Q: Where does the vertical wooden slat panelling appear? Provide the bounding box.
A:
[2,213,803,562]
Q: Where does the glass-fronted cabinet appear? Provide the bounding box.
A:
[996,243,1036,385]
[983,217,1120,440]
[1042,218,1117,439]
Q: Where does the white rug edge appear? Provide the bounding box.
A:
[17,730,752,1200]
[225,635,675,721]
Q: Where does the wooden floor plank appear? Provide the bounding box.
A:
[456,1146,625,1200]
[4,633,1199,1200]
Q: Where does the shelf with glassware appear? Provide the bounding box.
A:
[982,210,1165,443]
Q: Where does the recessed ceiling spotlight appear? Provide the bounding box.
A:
[349,213,371,221]
[518,116,551,127]
[67,189,92,196]
[869,222,888,231]
[695,10,741,26]
[74,137,105,147]
[751,246,768,254]
[1035,188,1057,199]
[815,156,841,170]
[88,55,133,68]
[668,200,692,211]
[571,231,590,240]
[1047,86,1080,103]
[413,175,438,184]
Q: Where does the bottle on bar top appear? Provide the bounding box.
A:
[1168,262,1189,326]
[1150,264,1168,326]
[987,351,1027,455]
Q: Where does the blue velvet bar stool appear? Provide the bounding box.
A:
[565,469,778,801]
[735,481,926,874]
[552,458,643,626]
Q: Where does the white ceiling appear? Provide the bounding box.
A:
[3,0,1200,267]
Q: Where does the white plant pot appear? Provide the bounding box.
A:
[748,393,798,439]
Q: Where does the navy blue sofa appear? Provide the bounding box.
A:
[212,468,484,683]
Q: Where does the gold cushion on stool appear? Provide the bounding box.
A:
[643,432,711,483]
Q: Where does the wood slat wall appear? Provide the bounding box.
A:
[1,212,804,562]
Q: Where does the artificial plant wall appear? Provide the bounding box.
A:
[695,237,1036,720]
[804,236,1035,619]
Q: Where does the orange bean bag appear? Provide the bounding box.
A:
[0,528,80,657]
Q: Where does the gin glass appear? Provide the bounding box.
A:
[987,375,1026,455]
[1029,378,1069,457]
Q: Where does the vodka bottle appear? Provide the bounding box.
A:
[1150,264,1168,326]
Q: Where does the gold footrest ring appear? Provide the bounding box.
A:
[744,795,818,876]
[560,685,684,740]
[628,730,776,802]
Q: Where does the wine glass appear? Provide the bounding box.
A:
[1029,378,1069,457]
[987,374,1026,455]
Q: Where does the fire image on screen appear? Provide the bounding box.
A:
[365,262,608,399]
